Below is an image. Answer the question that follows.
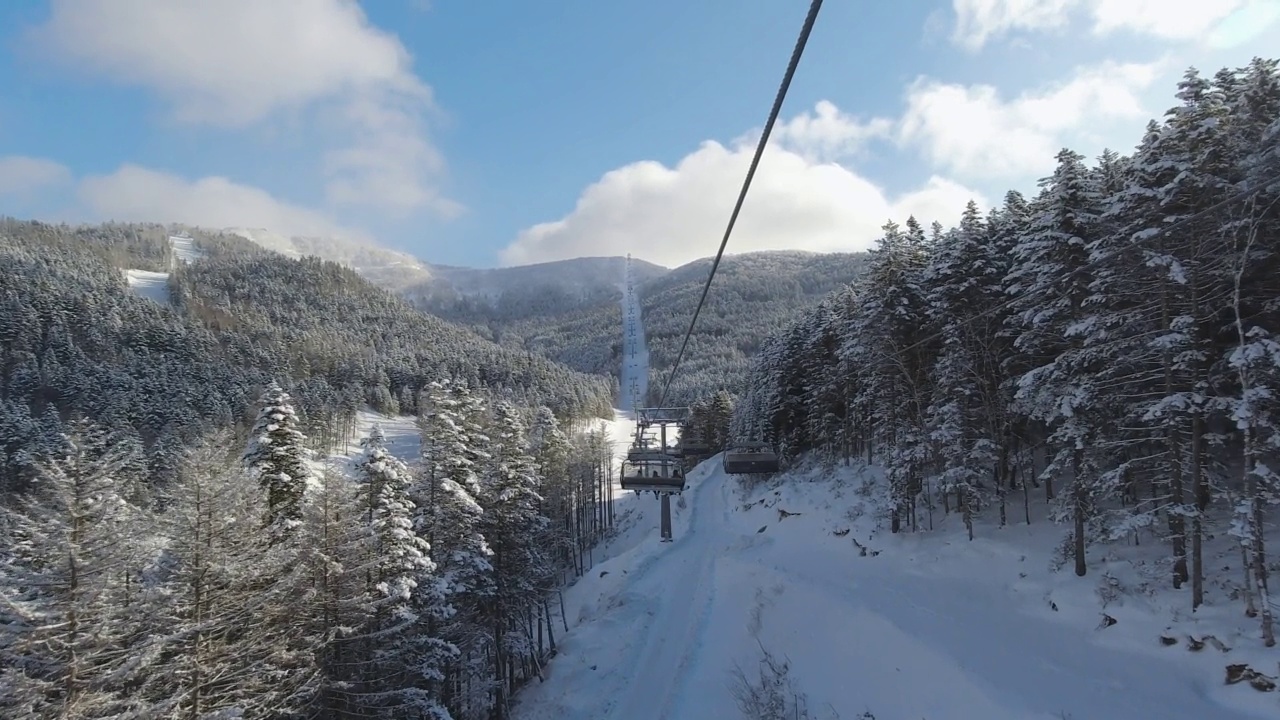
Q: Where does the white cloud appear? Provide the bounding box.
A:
[32,0,418,125]
[898,60,1162,180]
[0,156,72,195]
[765,100,894,162]
[31,0,456,218]
[950,0,1273,49]
[1206,0,1280,47]
[500,135,984,268]
[1088,0,1243,41]
[78,164,363,240]
[951,0,1075,51]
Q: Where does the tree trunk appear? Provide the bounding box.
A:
[1190,414,1207,610]
[1073,450,1087,577]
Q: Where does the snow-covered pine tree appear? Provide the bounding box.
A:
[354,424,457,717]
[528,407,573,582]
[477,401,548,719]
[856,218,936,532]
[242,381,312,544]
[1007,148,1110,577]
[1218,58,1280,644]
[923,201,997,538]
[415,381,494,718]
[145,431,318,717]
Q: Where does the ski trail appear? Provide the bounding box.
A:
[619,257,648,412]
[124,269,171,304]
[608,473,728,720]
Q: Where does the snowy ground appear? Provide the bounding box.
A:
[512,460,1279,720]
[123,235,204,304]
[169,235,203,264]
[315,409,422,475]
[124,269,171,304]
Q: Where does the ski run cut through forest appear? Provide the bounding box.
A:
[1,55,1280,720]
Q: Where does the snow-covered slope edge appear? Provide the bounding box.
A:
[513,459,1277,720]
[123,234,204,305]
[722,463,1276,718]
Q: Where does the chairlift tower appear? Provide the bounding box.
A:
[621,407,691,541]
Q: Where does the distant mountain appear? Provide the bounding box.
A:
[157,224,870,406]
[637,251,870,404]
[407,256,669,324]
[227,227,435,292]
[425,256,668,298]
[423,249,871,403]
[221,230,673,315]
[0,218,617,489]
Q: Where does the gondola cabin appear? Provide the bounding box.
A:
[626,436,669,463]
[626,448,673,464]
[722,441,779,474]
[619,459,686,493]
[678,436,711,459]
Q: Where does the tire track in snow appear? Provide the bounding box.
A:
[608,473,730,720]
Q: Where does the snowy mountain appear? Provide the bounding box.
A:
[418,250,869,400]
[228,227,437,292]
[190,225,866,408]
[0,218,615,489]
[414,256,668,303]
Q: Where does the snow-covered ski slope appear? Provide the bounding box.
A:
[124,269,171,304]
[513,462,1277,720]
[123,234,204,304]
[169,234,203,264]
[320,409,422,473]
[618,259,648,412]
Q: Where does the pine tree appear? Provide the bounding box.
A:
[354,425,457,717]
[145,431,319,717]
[528,407,573,578]
[477,402,548,719]
[1007,148,1110,576]
[242,381,312,543]
[415,381,494,717]
[0,420,153,719]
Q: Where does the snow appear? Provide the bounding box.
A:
[315,409,422,476]
[169,234,203,264]
[513,460,1279,720]
[123,235,203,304]
[124,269,171,304]
[619,258,648,412]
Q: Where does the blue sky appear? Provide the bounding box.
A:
[1,1,1277,268]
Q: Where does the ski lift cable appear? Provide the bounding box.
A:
[656,0,825,409]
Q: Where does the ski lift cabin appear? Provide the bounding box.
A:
[722,441,779,474]
[677,433,711,460]
[619,457,685,493]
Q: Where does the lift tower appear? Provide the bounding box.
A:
[620,406,690,541]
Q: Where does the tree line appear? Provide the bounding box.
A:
[0,220,615,494]
[0,379,620,719]
[732,59,1280,646]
